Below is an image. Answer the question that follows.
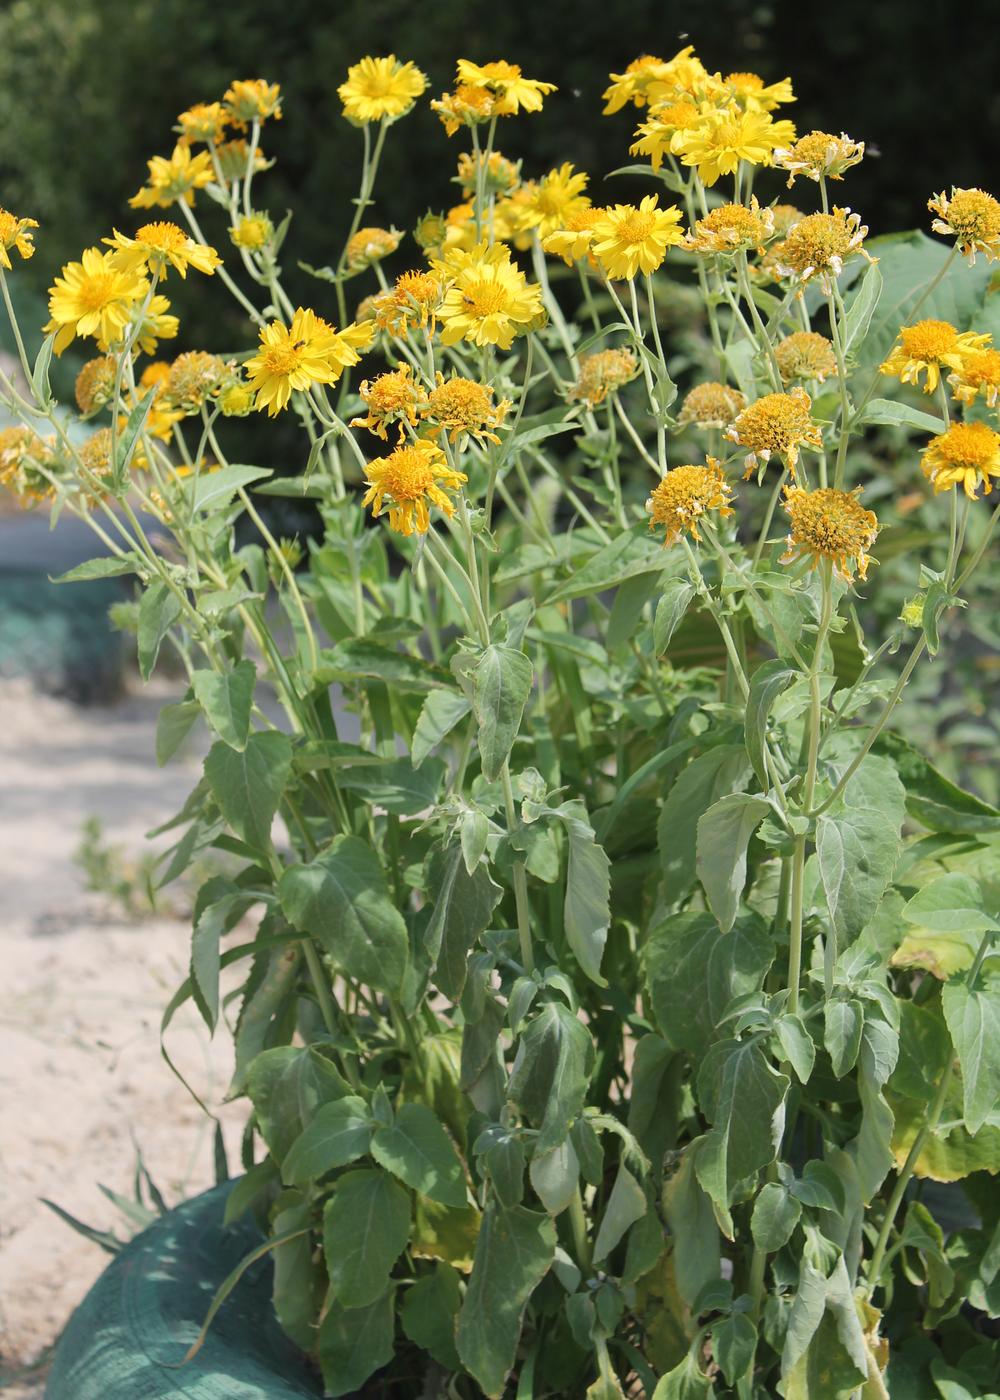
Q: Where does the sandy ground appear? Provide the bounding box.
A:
[0,677,247,1395]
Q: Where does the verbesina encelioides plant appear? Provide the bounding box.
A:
[5,46,1000,1400]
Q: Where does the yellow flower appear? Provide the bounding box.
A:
[542,208,605,266]
[0,425,59,503]
[685,198,774,256]
[161,351,227,414]
[629,101,701,171]
[223,79,282,126]
[350,364,427,439]
[454,59,556,116]
[372,269,443,335]
[139,361,171,390]
[132,294,179,357]
[646,459,734,546]
[774,332,839,385]
[771,205,805,236]
[949,348,1000,408]
[921,421,1000,498]
[338,55,428,125]
[727,387,823,478]
[455,151,521,199]
[413,211,449,254]
[74,355,118,415]
[725,72,795,111]
[783,485,878,581]
[776,207,869,288]
[424,374,511,447]
[129,143,214,210]
[569,349,639,407]
[774,131,864,187]
[591,195,684,280]
[345,226,403,270]
[44,248,147,355]
[362,438,467,535]
[246,307,368,415]
[230,213,273,251]
[436,242,544,350]
[677,381,746,429]
[431,83,498,137]
[0,208,39,270]
[215,139,272,182]
[602,48,708,114]
[880,319,990,394]
[516,164,591,241]
[175,102,230,144]
[929,187,1000,263]
[105,222,220,280]
[676,107,794,186]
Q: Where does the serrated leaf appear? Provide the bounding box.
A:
[816,756,905,942]
[323,1168,411,1307]
[317,1288,395,1398]
[654,578,696,654]
[191,659,256,751]
[903,873,999,935]
[371,1102,467,1207]
[412,689,472,766]
[137,579,181,680]
[658,745,753,904]
[204,730,292,852]
[282,1096,373,1185]
[824,999,865,1077]
[425,843,503,1001]
[695,1040,788,1224]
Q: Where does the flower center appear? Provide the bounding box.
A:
[136,222,187,252]
[936,422,1000,467]
[900,319,957,361]
[465,280,509,316]
[262,343,304,377]
[617,211,657,244]
[78,273,121,312]
[0,211,17,244]
[380,449,436,500]
[947,190,1000,239]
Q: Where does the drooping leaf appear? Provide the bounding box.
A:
[942,979,1000,1135]
[529,1136,580,1216]
[156,700,201,765]
[191,659,256,751]
[751,1182,802,1252]
[696,793,771,933]
[903,873,999,936]
[694,1040,789,1227]
[137,579,181,680]
[824,999,865,1078]
[317,1288,396,1399]
[323,1168,411,1307]
[424,843,503,1000]
[400,1263,462,1371]
[547,799,611,985]
[875,732,1000,834]
[507,1002,594,1155]
[658,745,752,904]
[593,1164,647,1264]
[654,579,696,654]
[745,660,796,787]
[413,689,472,767]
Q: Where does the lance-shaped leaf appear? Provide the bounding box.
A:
[942,980,1000,1135]
[279,835,409,996]
[424,843,503,1000]
[473,644,533,781]
[413,689,472,767]
[323,1168,411,1307]
[658,745,752,904]
[816,755,905,942]
[137,579,181,681]
[542,800,611,985]
[593,1164,647,1264]
[371,1102,467,1208]
[697,793,771,933]
[744,659,796,787]
[508,1002,594,1154]
[456,1203,556,1398]
[653,578,696,654]
[204,730,292,853]
[191,659,256,751]
[694,1039,789,1229]
[824,998,865,1078]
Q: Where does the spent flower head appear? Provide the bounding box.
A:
[425,374,512,448]
[646,459,734,546]
[728,387,823,478]
[783,485,878,581]
[685,198,775,256]
[0,208,39,270]
[569,349,640,408]
[775,331,839,384]
[678,381,747,429]
[774,131,864,186]
[929,187,1000,264]
[350,364,427,440]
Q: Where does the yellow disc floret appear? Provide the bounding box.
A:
[345,227,402,270]
[727,387,823,477]
[105,222,220,279]
[436,242,544,350]
[949,348,1000,408]
[775,331,839,384]
[350,364,427,439]
[677,381,747,429]
[245,307,369,415]
[646,459,734,546]
[425,374,511,447]
[569,349,639,408]
[880,319,990,394]
[777,208,868,288]
[774,131,864,186]
[929,187,1000,263]
[361,439,467,536]
[74,356,118,415]
[783,485,878,580]
[685,198,774,256]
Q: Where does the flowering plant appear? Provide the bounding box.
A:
[5,45,1000,1400]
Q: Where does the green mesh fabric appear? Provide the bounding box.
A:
[46,1182,327,1399]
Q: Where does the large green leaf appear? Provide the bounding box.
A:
[137,580,181,681]
[745,660,796,787]
[456,1203,556,1398]
[279,835,409,995]
[246,1045,353,1163]
[876,732,1000,834]
[507,1002,595,1154]
[816,755,905,942]
[942,980,1000,1134]
[400,1263,462,1371]
[473,643,533,781]
[547,799,611,985]
[695,1039,789,1228]
[658,745,752,904]
[593,1164,647,1264]
[696,793,771,933]
[282,1096,374,1186]
[424,843,503,1000]
[662,1145,720,1309]
[547,527,667,603]
[903,873,1000,936]
[191,659,256,751]
[203,730,292,852]
[323,1168,411,1307]
[317,1288,396,1399]
[371,1102,467,1207]
[412,689,472,766]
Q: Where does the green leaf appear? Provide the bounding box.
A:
[456,1203,556,1398]
[413,689,472,766]
[922,580,949,656]
[651,1350,713,1399]
[32,330,56,403]
[204,730,292,852]
[658,745,752,904]
[550,799,611,985]
[712,1313,757,1386]
[279,835,409,996]
[271,1194,324,1351]
[528,1137,580,1216]
[662,1144,720,1308]
[481,1131,526,1209]
[745,660,796,787]
[112,386,157,486]
[317,1288,395,1399]
[695,1040,789,1225]
[645,912,774,1057]
[323,1168,411,1307]
[696,793,771,933]
[52,553,141,584]
[425,844,503,1000]
[654,578,696,654]
[546,528,667,603]
[246,1044,352,1163]
[316,639,451,693]
[876,731,1000,834]
[508,1002,594,1154]
[816,755,905,942]
[184,463,272,512]
[843,260,883,353]
[775,1014,816,1084]
[155,700,200,765]
[473,644,533,781]
[824,999,865,1077]
[400,1263,462,1371]
[190,887,256,1031]
[336,755,446,814]
[371,1102,467,1207]
[137,580,181,680]
[282,1096,374,1186]
[942,980,1000,1134]
[855,399,945,434]
[903,873,1000,935]
[751,1182,801,1251]
[593,1164,647,1264]
[191,659,256,751]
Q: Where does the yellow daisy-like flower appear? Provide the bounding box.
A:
[161,351,227,414]
[677,381,746,429]
[774,131,864,187]
[223,79,282,126]
[105,223,220,280]
[929,187,1000,264]
[175,102,230,145]
[949,348,1000,408]
[424,374,512,447]
[676,107,794,187]
[132,294,180,357]
[921,421,1000,498]
[454,59,556,117]
[727,387,823,478]
[775,331,839,384]
[569,349,639,407]
[685,197,775,256]
[541,207,606,266]
[879,319,990,395]
[591,195,684,280]
[0,425,59,502]
[603,47,709,114]
[246,307,368,416]
[646,458,735,546]
[338,55,428,125]
[436,242,544,350]
[44,248,147,355]
[230,213,273,251]
[139,361,171,390]
[0,208,39,270]
[516,164,591,241]
[776,207,869,289]
[783,485,878,581]
[456,151,521,200]
[74,356,118,416]
[362,438,467,536]
[129,143,214,210]
[431,83,498,137]
[629,100,702,171]
[724,72,795,112]
[345,226,403,271]
[373,269,443,335]
[215,139,271,182]
[350,364,427,440]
